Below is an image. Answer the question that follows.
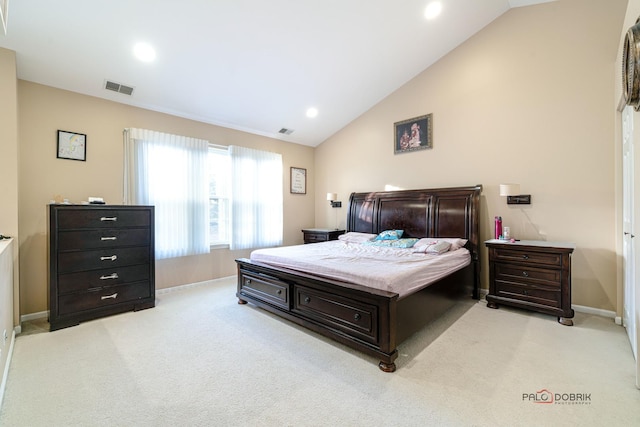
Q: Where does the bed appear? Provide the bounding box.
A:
[236,185,482,372]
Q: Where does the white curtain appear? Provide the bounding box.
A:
[229,145,283,250]
[124,128,209,259]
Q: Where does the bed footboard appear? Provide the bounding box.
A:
[236,258,401,371]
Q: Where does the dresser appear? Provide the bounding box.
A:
[485,239,575,326]
[301,228,345,244]
[48,205,155,331]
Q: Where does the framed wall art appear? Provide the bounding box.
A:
[290,167,307,194]
[57,130,87,161]
[394,113,432,154]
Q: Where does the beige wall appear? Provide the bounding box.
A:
[17,81,315,315]
[0,47,19,384]
[315,0,627,312]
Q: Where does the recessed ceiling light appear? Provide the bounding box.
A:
[306,107,318,118]
[133,42,156,62]
[425,1,442,20]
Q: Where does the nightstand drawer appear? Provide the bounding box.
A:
[494,263,562,288]
[492,248,562,267]
[495,282,561,308]
[304,233,328,243]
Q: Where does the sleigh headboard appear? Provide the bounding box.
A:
[346,185,482,291]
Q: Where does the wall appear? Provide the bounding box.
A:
[315,0,627,312]
[17,81,315,315]
[0,48,19,320]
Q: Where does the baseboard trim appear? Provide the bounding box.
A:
[478,289,616,321]
[572,304,616,320]
[155,276,235,295]
[20,310,48,323]
[0,329,16,411]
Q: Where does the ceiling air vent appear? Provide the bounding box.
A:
[104,80,135,96]
[278,128,294,135]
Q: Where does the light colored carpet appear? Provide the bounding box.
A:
[1,277,638,426]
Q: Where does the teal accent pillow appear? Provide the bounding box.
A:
[374,230,404,240]
[364,238,419,248]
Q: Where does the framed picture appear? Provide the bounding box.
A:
[394,113,432,154]
[290,167,307,194]
[57,130,87,161]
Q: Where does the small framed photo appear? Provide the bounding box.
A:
[394,114,433,154]
[57,130,86,161]
[290,167,307,194]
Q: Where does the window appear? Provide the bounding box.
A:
[208,146,230,246]
[125,129,283,257]
[124,128,209,259]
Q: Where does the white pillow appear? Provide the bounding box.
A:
[338,232,377,244]
[413,238,467,252]
[413,240,452,254]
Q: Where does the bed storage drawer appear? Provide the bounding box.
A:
[293,285,378,344]
[239,272,289,310]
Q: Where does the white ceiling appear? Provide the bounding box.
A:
[0,0,554,147]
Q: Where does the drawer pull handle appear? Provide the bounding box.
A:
[101,236,117,241]
[276,289,282,295]
[522,271,529,277]
[304,297,311,303]
[101,293,118,300]
[100,273,119,280]
[354,313,361,321]
[100,255,118,261]
[522,254,529,260]
[100,217,118,222]
[246,279,251,284]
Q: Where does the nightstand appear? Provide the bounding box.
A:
[485,239,575,326]
[302,228,345,244]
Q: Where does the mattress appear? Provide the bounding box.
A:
[250,239,470,299]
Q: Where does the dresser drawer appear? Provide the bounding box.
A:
[293,285,378,344]
[239,272,289,310]
[494,263,562,288]
[58,246,151,274]
[58,228,151,250]
[56,209,151,230]
[494,281,561,308]
[492,248,562,267]
[58,264,151,293]
[57,282,152,316]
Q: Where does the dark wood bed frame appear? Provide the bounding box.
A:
[236,185,482,372]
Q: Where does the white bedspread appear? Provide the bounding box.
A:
[250,240,470,299]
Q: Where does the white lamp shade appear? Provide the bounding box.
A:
[499,184,520,196]
[326,192,337,201]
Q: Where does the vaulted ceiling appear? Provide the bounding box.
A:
[0,0,554,146]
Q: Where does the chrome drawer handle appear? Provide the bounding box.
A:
[101,236,117,241]
[354,313,361,321]
[100,217,118,222]
[276,289,282,295]
[100,255,118,261]
[100,273,119,280]
[101,293,118,300]
[522,271,529,277]
[304,297,311,303]
[522,254,529,260]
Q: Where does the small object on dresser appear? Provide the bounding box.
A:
[88,197,105,204]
